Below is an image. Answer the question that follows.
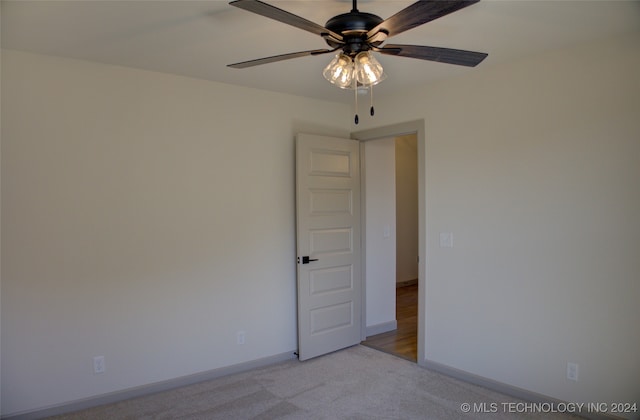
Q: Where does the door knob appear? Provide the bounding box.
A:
[301,256,318,264]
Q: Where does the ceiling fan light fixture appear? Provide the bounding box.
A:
[322,51,387,90]
[322,53,355,89]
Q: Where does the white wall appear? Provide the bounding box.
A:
[4,27,640,417]
[357,31,640,412]
[0,39,3,419]
[0,49,351,416]
[364,137,396,330]
[395,134,418,284]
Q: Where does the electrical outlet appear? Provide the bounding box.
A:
[93,356,106,374]
[567,362,578,381]
[237,331,246,345]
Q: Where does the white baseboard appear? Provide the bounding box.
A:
[3,350,297,420]
[366,320,397,337]
[422,359,619,420]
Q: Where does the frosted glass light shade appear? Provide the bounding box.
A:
[322,53,355,89]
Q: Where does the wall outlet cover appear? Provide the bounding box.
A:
[567,362,578,381]
[93,356,105,374]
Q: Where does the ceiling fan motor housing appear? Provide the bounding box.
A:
[325,12,384,55]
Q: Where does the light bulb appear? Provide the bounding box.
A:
[322,53,355,89]
[354,52,386,86]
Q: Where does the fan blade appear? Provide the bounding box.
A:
[228,49,335,69]
[367,0,479,39]
[378,44,487,67]
[230,0,343,41]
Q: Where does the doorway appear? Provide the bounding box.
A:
[362,283,418,361]
[352,120,426,366]
[360,134,418,362]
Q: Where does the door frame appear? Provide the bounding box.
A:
[351,120,426,367]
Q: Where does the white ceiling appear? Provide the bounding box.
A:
[2,0,639,104]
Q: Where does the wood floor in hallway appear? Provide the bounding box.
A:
[362,284,418,362]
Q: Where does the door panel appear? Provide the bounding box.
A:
[296,133,361,361]
[309,189,352,215]
[310,228,352,255]
[310,265,353,295]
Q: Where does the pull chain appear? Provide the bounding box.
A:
[354,78,359,125]
[370,84,375,116]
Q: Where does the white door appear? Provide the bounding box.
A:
[295,133,362,361]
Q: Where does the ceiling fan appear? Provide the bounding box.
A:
[228,0,487,122]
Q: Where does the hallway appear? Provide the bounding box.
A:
[362,284,418,362]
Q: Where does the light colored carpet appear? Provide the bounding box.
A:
[51,345,578,419]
